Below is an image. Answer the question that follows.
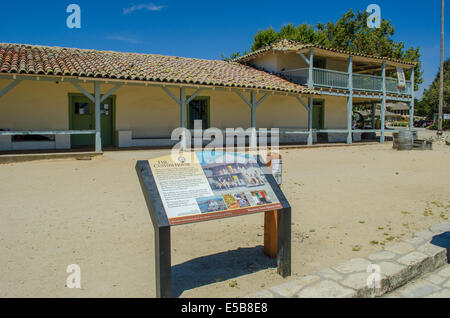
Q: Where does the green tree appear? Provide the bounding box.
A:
[223,9,423,89]
[419,58,450,119]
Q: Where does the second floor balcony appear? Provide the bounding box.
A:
[281,68,412,96]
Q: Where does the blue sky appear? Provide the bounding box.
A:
[0,0,448,97]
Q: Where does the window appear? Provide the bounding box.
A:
[75,103,90,115]
[101,104,109,116]
[313,58,326,69]
[188,97,210,130]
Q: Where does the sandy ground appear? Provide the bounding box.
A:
[0,130,449,298]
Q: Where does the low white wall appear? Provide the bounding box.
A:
[118,131,176,148]
[0,135,71,151]
[12,141,55,151]
[117,129,308,148]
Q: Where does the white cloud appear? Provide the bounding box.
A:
[123,3,166,15]
[106,35,142,44]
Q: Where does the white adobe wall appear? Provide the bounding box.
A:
[0,79,348,149]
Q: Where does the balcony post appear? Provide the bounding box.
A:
[308,49,314,89]
[409,67,415,131]
[380,62,387,143]
[347,56,353,144]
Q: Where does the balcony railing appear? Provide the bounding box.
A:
[281,68,412,96]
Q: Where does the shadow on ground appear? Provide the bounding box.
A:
[172,246,276,298]
[431,232,450,263]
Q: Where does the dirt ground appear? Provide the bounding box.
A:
[0,131,449,298]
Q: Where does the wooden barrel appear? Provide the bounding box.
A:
[397,131,414,151]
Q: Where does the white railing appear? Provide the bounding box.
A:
[280,68,412,96]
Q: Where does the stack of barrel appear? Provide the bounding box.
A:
[393,131,432,151]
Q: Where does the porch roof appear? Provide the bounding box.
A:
[235,39,417,69]
[0,43,317,95]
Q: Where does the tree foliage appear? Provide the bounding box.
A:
[224,9,423,90]
[416,59,449,119]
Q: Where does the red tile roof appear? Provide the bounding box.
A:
[0,43,316,95]
[235,39,417,67]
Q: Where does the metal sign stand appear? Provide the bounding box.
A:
[136,156,291,298]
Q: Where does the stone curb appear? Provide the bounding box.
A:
[246,222,450,298]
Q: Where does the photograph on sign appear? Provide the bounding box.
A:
[148,152,282,225]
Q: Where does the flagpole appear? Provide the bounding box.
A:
[438,0,445,135]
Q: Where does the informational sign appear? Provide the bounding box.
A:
[136,152,292,298]
[397,67,406,89]
[148,151,282,226]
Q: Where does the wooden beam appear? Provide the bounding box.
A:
[0,79,22,99]
[0,73,315,99]
[161,86,181,105]
[100,84,121,103]
[297,52,310,65]
[296,96,310,112]
[233,89,252,108]
[69,80,95,102]
[186,88,204,104]
[256,93,270,107]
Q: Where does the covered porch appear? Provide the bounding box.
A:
[0,73,410,153]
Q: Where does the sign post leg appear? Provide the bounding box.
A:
[264,211,278,258]
[277,208,292,278]
[155,225,172,298]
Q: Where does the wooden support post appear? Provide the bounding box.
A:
[250,91,257,148]
[264,211,278,258]
[258,156,291,277]
[296,96,313,146]
[94,82,102,152]
[347,56,353,145]
[410,67,415,131]
[180,87,187,149]
[264,152,282,259]
[380,62,387,143]
[308,97,313,146]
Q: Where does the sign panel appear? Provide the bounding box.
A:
[397,67,406,89]
[148,151,282,225]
